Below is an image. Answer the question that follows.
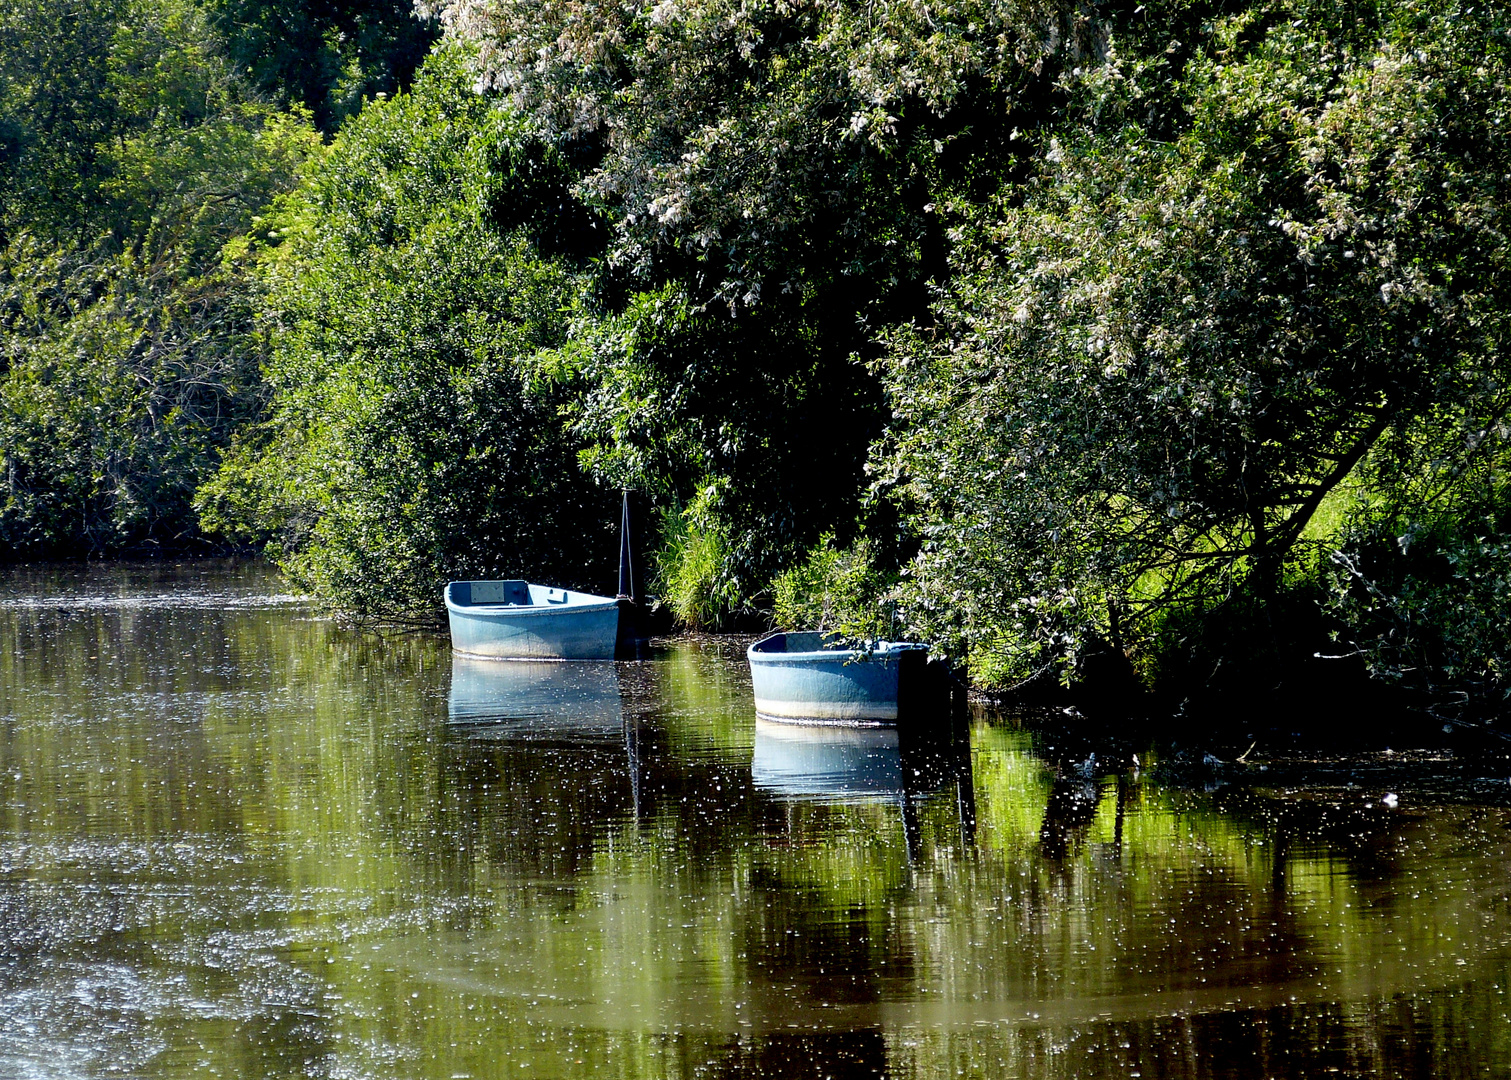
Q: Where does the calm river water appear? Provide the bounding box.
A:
[0,560,1509,1079]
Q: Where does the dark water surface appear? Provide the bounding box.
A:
[1,561,1509,1079]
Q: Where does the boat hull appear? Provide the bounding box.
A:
[446,581,620,660]
[746,631,927,723]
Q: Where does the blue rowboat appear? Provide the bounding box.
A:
[746,631,928,724]
[445,580,620,660]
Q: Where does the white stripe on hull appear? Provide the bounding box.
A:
[753,696,899,723]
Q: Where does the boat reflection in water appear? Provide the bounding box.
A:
[447,657,660,817]
[752,718,975,858]
[447,656,624,743]
[751,721,904,798]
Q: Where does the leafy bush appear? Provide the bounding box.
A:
[0,0,317,555]
[198,50,615,619]
[1325,498,1511,725]
[651,484,745,630]
[771,534,896,641]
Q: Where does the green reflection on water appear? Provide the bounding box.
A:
[0,561,1509,1079]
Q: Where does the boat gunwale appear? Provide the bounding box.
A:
[444,581,619,619]
[747,631,927,665]
[446,598,620,618]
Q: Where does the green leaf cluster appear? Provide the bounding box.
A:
[879,0,1511,690]
[771,532,897,641]
[0,0,318,555]
[197,50,612,619]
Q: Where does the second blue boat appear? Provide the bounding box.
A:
[746,631,928,724]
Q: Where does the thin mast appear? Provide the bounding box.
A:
[617,489,634,601]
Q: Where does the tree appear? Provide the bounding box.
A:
[0,0,317,555]
[878,0,1511,686]
[197,50,614,618]
[422,0,1104,616]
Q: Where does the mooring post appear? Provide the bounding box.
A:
[617,488,634,601]
[615,489,643,659]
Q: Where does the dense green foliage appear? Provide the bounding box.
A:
[198,52,616,617]
[771,533,896,640]
[0,0,435,557]
[881,0,1511,691]
[0,0,317,554]
[423,0,1088,605]
[1325,503,1511,725]
[206,0,437,131]
[9,0,1511,717]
